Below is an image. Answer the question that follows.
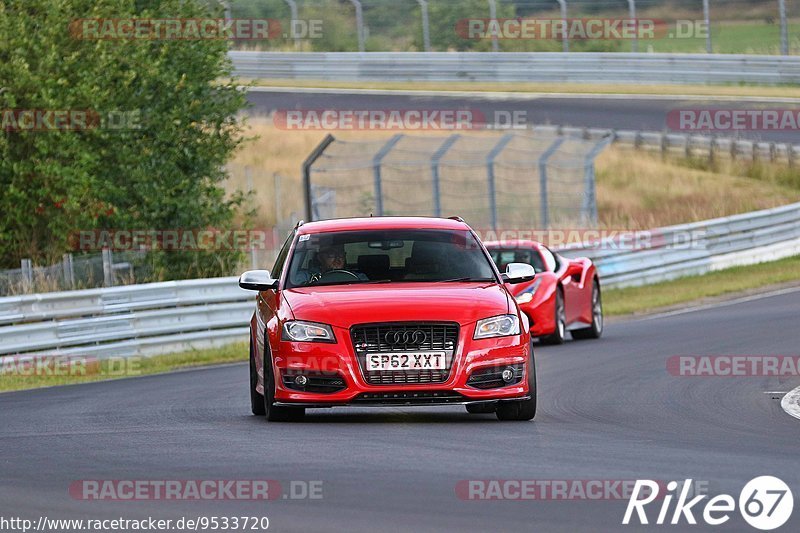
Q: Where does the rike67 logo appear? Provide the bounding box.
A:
[623,477,794,530]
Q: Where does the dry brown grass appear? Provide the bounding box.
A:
[595,147,800,229]
[227,118,800,231]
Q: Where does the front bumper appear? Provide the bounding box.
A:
[270,324,531,406]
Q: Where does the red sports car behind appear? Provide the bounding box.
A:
[239,217,538,422]
[484,240,603,345]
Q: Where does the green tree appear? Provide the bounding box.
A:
[0,0,249,279]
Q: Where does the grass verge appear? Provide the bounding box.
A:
[0,343,247,393]
[604,255,800,316]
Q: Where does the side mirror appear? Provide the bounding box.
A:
[502,263,536,284]
[239,270,278,291]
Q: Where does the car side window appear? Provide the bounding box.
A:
[271,231,295,280]
[540,247,559,272]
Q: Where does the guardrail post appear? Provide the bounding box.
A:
[556,0,569,52]
[538,137,567,228]
[486,133,515,231]
[373,134,405,216]
[102,248,115,287]
[349,0,366,52]
[788,144,795,168]
[702,0,712,53]
[20,258,33,291]
[431,135,461,217]
[779,0,789,55]
[302,134,335,221]
[488,0,499,52]
[62,253,74,289]
[627,0,637,53]
[284,0,301,49]
[417,0,431,51]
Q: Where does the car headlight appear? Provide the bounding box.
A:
[282,321,335,343]
[515,278,542,305]
[474,314,520,339]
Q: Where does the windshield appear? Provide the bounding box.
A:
[285,229,497,288]
[488,248,547,274]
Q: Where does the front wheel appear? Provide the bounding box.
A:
[250,338,265,416]
[496,345,537,421]
[262,340,305,422]
[540,289,566,345]
[571,278,603,340]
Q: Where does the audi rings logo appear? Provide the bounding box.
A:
[385,330,427,346]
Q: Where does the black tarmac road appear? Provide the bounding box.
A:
[1,288,799,532]
[246,89,800,144]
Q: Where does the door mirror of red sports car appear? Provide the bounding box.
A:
[238,270,278,291]
[502,263,536,284]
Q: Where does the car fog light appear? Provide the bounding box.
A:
[501,368,515,383]
[294,375,308,387]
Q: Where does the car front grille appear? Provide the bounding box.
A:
[350,322,459,385]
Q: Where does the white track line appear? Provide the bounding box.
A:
[245,86,800,104]
[781,385,800,421]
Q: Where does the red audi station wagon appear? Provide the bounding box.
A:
[239,216,537,422]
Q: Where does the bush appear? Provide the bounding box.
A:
[0,0,249,279]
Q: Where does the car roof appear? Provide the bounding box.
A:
[297,216,471,235]
[483,240,543,250]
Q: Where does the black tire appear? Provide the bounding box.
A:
[540,289,566,345]
[262,338,305,422]
[496,344,537,421]
[571,278,603,340]
[250,338,265,416]
[465,403,496,414]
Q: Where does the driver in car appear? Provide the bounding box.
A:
[308,244,368,283]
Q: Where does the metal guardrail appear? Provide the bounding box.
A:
[558,201,800,288]
[230,51,800,85]
[0,278,253,358]
[2,201,799,357]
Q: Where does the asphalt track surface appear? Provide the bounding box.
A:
[1,288,799,532]
[246,89,799,144]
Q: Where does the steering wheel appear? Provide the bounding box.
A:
[313,269,360,283]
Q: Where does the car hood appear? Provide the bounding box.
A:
[283,282,511,328]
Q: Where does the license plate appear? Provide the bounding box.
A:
[366,352,447,371]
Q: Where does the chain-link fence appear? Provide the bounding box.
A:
[224,0,797,55]
[303,131,611,230]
